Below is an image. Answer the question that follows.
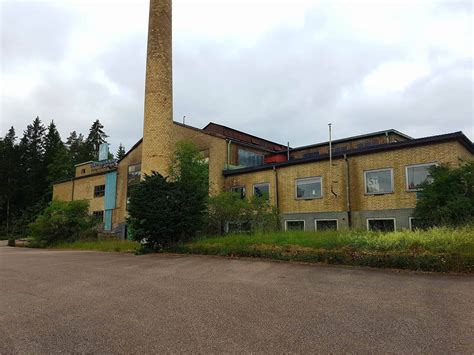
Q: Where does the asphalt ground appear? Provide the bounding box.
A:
[0,243,473,354]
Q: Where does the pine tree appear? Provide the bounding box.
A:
[44,121,64,168]
[85,119,108,160]
[116,143,126,160]
[66,131,86,164]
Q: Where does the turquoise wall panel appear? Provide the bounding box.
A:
[104,210,112,231]
[104,171,117,210]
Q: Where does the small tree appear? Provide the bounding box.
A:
[414,161,474,227]
[29,200,98,246]
[116,143,126,160]
[127,141,209,251]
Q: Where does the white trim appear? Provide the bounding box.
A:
[314,219,338,231]
[285,220,305,231]
[295,176,323,200]
[253,182,270,198]
[230,185,246,198]
[405,162,437,192]
[364,168,394,195]
[366,218,396,231]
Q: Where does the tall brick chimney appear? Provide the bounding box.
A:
[142,0,173,176]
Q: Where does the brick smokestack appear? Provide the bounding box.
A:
[142,0,173,176]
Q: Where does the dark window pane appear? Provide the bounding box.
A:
[286,221,304,231]
[296,178,322,199]
[316,220,338,231]
[365,169,392,194]
[94,185,105,198]
[238,149,264,167]
[407,164,435,190]
[253,184,269,199]
[368,219,395,232]
[231,186,246,199]
[128,164,141,186]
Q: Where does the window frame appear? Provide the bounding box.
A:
[253,182,270,199]
[295,176,323,200]
[127,163,141,186]
[93,184,106,198]
[366,218,396,232]
[230,185,246,199]
[285,220,305,231]
[405,162,437,192]
[364,168,394,195]
[315,219,339,231]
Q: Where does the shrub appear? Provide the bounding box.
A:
[127,141,209,251]
[207,192,280,235]
[29,200,98,247]
[414,161,474,226]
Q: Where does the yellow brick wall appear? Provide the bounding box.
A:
[224,157,346,213]
[52,181,74,201]
[349,141,472,211]
[71,174,106,213]
[113,143,143,228]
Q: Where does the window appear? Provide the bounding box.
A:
[303,152,320,159]
[315,219,338,231]
[406,163,436,191]
[93,210,104,222]
[296,177,322,199]
[238,149,264,167]
[94,185,105,198]
[81,168,86,175]
[364,168,393,194]
[231,186,246,199]
[367,218,396,232]
[285,220,305,231]
[128,164,141,186]
[253,183,270,199]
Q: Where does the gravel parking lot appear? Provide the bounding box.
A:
[1,243,473,353]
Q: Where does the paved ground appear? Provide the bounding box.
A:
[0,244,473,354]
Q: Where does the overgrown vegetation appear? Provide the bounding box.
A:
[127,141,209,251]
[207,192,280,235]
[53,239,139,253]
[174,226,474,273]
[0,117,112,238]
[414,161,474,226]
[29,200,99,247]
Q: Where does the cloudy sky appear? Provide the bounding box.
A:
[1,0,473,154]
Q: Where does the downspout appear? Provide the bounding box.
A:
[273,165,279,209]
[344,154,352,228]
[226,139,232,169]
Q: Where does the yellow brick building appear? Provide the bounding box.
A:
[52,0,474,236]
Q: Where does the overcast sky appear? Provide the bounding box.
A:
[1,0,473,154]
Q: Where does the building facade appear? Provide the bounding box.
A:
[52,0,474,236]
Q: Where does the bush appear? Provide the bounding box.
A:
[207,192,280,235]
[414,161,474,226]
[127,141,209,251]
[29,200,98,247]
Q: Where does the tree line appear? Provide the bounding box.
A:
[0,117,126,237]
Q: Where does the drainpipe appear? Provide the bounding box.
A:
[273,165,279,209]
[226,140,232,169]
[385,131,390,144]
[287,142,290,161]
[344,154,352,228]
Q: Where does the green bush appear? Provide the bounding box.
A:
[127,141,209,251]
[414,161,474,226]
[29,200,98,247]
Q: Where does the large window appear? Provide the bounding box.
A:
[238,149,264,167]
[367,218,396,232]
[364,168,393,194]
[253,183,270,199]
[315,219,338,231]
[93,210,104,222]
[296,177,322,199]
[285,220,305,231]
[94,185,105,198]
[406,163,436,191]
[128,164,141,185]
[231,186,246,199]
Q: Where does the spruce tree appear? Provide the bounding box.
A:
[85,119,108,160]
[44,121,64,168]
[116,143,126,160]
[66,131,86,164]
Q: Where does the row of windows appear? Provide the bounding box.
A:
[285,217,423,232]
[230,162,436,200]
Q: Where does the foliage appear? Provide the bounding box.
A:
[53,239,139,253]
[127,141,209,251]
[116,143,126,160]
[0,117,110,237]
[29,200,98,247]
[414,161,474,226]
[207,192,280,235]
[85,119,108,160]
[174,225,474,273]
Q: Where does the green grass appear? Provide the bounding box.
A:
[173,226,474,273]
[53,239,139,253]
